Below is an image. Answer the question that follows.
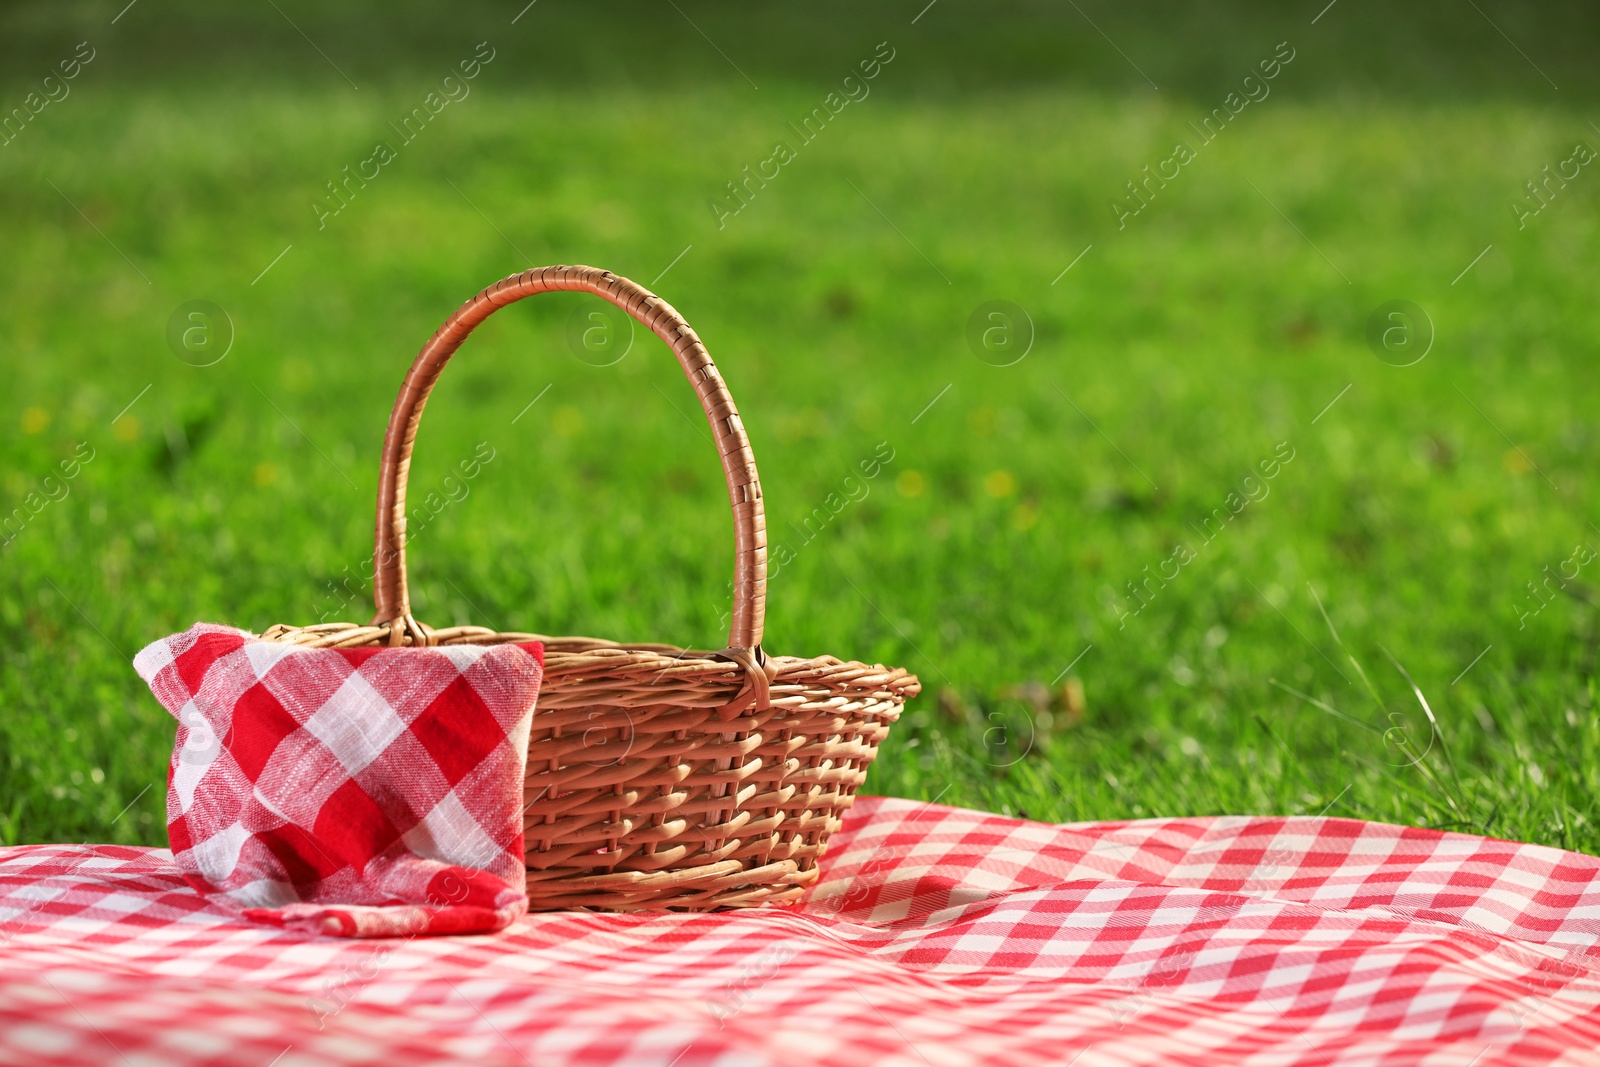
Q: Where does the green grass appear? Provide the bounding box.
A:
[3,1,1599,853]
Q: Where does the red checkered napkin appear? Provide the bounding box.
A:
[133,624,543,938]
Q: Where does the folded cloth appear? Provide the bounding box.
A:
[6,798,1600,1066]
[133,623,542,938]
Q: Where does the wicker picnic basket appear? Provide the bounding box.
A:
[260,265,920,912]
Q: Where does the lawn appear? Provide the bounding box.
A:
[3,0,1599,853]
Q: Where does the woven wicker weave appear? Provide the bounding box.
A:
[261,265,920,911]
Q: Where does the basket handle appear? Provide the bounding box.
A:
[371,265,767,660]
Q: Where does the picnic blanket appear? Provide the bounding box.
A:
[5,797,1600,1067]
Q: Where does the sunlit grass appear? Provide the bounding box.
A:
[2,7,1598,853]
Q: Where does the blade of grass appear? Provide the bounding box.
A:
[1269,679,1380,733]
[1308,582,1386,711]
[1380,643,1464,790]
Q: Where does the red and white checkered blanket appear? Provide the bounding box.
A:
[133,625,544,938]
[5,797,1600,1066]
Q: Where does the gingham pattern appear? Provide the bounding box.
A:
[5,799,1600,1065]
[132,624,544,937]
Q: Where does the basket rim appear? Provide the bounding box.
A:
[257,621,922,698]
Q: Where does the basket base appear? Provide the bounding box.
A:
[525,858,818,912]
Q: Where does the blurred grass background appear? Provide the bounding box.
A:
[2,0,1598,851]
